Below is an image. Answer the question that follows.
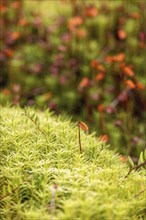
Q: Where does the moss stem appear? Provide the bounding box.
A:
[78,124,82,154]
[125,160,146,179]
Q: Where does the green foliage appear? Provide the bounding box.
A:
[128,156,135,168]
[138,150,146,165]
[0,106,146,219]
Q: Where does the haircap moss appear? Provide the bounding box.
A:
[0,106,146,220]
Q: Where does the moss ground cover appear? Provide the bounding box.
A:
[0,106,146,219]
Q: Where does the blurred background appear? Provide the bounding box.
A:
[0,0,145,159]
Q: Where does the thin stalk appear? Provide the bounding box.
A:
[23,112,48,140]
[134,188,146,198]
[78,124,82,154]
[124,160,146,179]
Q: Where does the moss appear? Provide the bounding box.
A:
[0,106,146,220]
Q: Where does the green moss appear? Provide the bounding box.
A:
[0,106,146,220]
